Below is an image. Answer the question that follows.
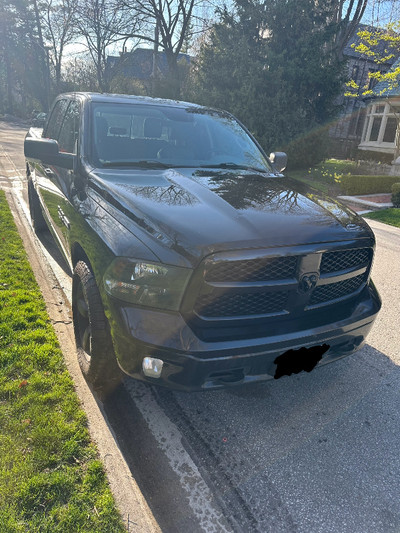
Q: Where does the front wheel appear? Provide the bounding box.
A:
[72,261,121,397]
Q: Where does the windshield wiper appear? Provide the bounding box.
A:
[199,162,270,173]
[102,160,170,169]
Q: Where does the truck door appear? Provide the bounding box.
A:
[37,98,81,263]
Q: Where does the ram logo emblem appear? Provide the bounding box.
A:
[299,273,319,293]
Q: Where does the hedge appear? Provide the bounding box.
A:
[284,129,329,170]
[339,174,400,195]
[392,182,400,207]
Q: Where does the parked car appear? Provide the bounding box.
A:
[32,112,47,128]
[24,93,381,393]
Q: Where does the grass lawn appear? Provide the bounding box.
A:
[288,159,357,196]
[0,191,125,532]
[364,208,400,228]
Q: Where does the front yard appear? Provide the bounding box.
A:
[288,159,357,195]
[364,208,400,228]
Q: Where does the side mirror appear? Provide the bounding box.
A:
[24,138,74,170]
[269,152,287,173]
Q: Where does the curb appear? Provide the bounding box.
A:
[338,194,393,213]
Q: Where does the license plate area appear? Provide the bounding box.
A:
[274,344,330,379]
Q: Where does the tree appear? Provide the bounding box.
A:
[75,0,141,91]
[344,19,400,161]
[63,55,99,91]
[0,0,49,114]
[345,23,400,98]
[39,0,78,94]
[188,0,347,168]
[329,0,369,58]
[121,0,198,97]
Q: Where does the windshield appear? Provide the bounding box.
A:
[91,102,272,172]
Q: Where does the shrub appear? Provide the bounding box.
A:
[284,128,329,171]
[338,174,400,195]
[354,150,394,165]
[392,182,400,207]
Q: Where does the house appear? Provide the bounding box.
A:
[106,48,191,90]
[357,58,400,170]
[329,24,399,159]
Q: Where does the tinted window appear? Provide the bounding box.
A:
[45,99,69,140]
[91,103,272,172]
[58,100,80,153]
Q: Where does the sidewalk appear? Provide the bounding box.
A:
[338,193,393,214]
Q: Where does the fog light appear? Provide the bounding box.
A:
[142,357,164,378]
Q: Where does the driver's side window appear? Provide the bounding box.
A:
[58,100,80,154]
[44,99,68,141]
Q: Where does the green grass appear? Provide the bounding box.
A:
[364,208,400,228]
[288,159,357,196]
[0,191,125,532]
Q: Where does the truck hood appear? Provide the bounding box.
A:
[90,167,374,263]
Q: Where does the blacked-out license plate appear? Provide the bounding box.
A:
[274,344,330,379]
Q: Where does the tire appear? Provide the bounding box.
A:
[28,178,47,232]
[72,261,121,397]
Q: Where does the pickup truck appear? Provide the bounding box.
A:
[24,92,381,394]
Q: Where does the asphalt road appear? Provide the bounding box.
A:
[1,120,400,532]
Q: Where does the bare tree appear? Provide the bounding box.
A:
[75,0,141,91]
[63,55,99,91]
[39,0,78,93]
[331,0,369,57]
[122,0,198,96]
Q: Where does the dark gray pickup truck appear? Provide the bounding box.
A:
[24,92,381,393]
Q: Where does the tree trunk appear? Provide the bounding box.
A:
[32,0,50,110]
[4,41,14,114]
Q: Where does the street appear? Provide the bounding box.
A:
[1,120,400,532]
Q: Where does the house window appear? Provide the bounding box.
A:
[368,69,379,90]
[383,117,397,143]
[360,102,399,152]
[369,116,382,141]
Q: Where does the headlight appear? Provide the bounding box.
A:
[103,258,192,311]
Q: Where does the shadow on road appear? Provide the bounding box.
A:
[103,344,400,533]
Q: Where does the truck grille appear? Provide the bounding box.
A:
[310,274,365,305]
[205,256,297,282]
[196,290,289,317]
[189,247,372,328]
[320,248,370,274]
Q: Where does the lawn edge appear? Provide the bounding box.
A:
[3,188,160,533]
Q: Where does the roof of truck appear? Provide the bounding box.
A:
[61,92,202,109]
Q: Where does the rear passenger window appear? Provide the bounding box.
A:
[44,99,69,140]
[58,100,80,154]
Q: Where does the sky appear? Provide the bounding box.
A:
[63,0,400,63]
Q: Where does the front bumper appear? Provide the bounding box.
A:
[108,281,381,391]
